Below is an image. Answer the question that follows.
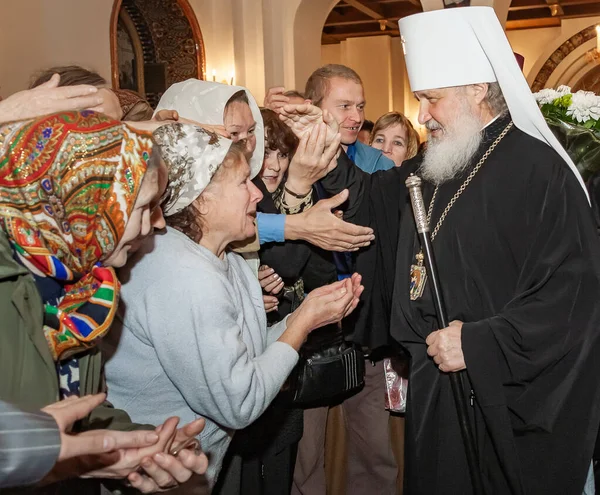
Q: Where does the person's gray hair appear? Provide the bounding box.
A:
[483,82,508,117]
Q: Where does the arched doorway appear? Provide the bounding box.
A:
[110,0,206,106]
[293,0,339,91]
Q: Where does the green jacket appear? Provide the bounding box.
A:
[0,230,142,493]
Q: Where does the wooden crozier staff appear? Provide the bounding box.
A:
[405,173,484,494]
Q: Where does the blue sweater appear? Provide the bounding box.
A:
[102,229,298,486]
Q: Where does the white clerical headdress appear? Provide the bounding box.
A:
[155,79,264,180]
[399,7,588,199]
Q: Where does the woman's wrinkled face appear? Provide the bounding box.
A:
[371,123,409,167]
[260,145,290,193]
[103,166,161,267]
[223,101,257,154]
[203,156,263,244]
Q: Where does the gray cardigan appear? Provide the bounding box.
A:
[102,228,298,486]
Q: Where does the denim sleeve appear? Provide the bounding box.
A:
[257,212,286,244]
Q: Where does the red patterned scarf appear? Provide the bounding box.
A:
[0,111,153,360]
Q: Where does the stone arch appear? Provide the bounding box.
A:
[292,0,339,91]
[110,0,206,105]
[530,24,598,92]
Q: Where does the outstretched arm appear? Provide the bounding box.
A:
[0,74,103,124]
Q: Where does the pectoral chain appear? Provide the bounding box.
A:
[409,122,513,301]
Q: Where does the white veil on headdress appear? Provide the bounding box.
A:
[399,7,589,200]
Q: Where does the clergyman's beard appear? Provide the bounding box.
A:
[420,108,484,185]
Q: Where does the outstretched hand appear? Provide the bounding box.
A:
[0,74,103,124]
[279,103,340,147]
[285,190,375,252]
[152,109,228,137]
[127,418,208,493]
[264,87,290,113]
[42,394,159,464]
[290,273,364,334]
[285,123,342,196]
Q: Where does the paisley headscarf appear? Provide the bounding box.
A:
[113,89,154,122]
[153,123,234,217]
[0,111,153,361]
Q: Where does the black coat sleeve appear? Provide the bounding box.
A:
[319,152,421,350]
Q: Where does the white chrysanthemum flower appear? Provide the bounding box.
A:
[566,91,600,123]
[534,88,560,105]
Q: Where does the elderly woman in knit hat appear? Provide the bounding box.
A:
[102,121,363,491]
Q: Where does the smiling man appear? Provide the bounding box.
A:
[292,64,397,495]
[304,64,394,174]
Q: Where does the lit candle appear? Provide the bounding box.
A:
[596,25,600,53]
[212,69,216,82]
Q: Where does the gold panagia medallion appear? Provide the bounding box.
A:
[409,251,427,300]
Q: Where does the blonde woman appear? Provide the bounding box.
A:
[369,112,419,167]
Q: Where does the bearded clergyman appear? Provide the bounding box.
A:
[280,7,600,494]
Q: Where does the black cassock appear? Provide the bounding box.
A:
[321,115,600,494]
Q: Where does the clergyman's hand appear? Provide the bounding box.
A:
[285,123,342,196]
[279,103,339,147]
[426,320,465,373]
[285,190,374,252]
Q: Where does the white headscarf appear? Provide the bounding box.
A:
[155,79,264,180]
[398,7,589,200]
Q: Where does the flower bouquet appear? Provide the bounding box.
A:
[534,85,600,181]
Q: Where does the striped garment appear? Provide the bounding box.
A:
[0,400,60,489]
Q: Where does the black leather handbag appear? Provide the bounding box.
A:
[289,322,366,406]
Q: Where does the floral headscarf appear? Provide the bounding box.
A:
[153,123,233,216]
[0,111,153,361]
